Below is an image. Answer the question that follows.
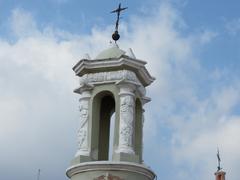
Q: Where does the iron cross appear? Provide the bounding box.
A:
[111,3,127,42]
[217,148,221,171]
[111,3,128,31]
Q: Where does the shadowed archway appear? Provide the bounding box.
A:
[92,91,116,161]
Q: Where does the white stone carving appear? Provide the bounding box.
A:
[79,70,146,96]
[78,101,88,148]
[94,173,124,180]
[79,70,139,86]
[120,96,134,146]
[75,91,91,157]
[73,55,155,87]
[117,86,135,154]
[66,161,156,180]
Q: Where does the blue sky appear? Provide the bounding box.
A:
[0,0,240,180]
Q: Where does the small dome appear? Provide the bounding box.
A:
[95,44,126,59]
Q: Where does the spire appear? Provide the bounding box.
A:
[215,149,226,180]
[110,3,128,42]
[217,148,222,171]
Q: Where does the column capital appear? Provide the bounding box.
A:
[74,83,94,94]
[116,79,140,90]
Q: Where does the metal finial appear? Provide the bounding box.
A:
[217,148,222,171]
[111,3,128,42]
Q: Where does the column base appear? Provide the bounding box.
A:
[113,152,140,163]
[71,155,92,165]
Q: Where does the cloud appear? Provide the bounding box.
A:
[0,2,239,180]
[199,30,218,44]
[225,18,240,35]
[10,8,39,38]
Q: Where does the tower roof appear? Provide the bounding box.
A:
[95,44,125,59]
[73,46,155,87]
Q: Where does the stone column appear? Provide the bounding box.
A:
[141,108,145,162]
[117,84,135,154]
[75,90,91,157]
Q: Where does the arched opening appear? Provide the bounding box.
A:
[108,112,115,160]
[95,93,115,161]
[135,98,143,162]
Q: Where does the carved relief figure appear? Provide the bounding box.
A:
[94,173,124,180]
[77,100,89,150]
[79,70,140,86]
[119,95,134,148]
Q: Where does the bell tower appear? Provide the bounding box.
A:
[66,4,156,180]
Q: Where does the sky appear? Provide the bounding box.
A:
[0,0,240,180]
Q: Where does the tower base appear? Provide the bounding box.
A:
[66,161,156,180]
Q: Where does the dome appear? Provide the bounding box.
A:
[95,44,126,59]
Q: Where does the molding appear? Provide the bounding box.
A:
[141,96,151,104]
[78,70,146,96]
[74,83,94,94]
[66,161,156,179]
[80,70,140,86]
[73,57,155,87]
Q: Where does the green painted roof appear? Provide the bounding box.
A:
[95,45,126,59]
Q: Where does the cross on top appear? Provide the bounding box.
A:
[111,3,128,42]
[217,148,222,171]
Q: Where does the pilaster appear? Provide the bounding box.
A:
[73,84,93,164]
[117,84,136,154]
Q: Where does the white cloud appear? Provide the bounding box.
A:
[225,18,240,35]
[199,30,218,44]
[0,2,239,180]
[10,8,39,38]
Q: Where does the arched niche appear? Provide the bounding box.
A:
[91,91,116,161]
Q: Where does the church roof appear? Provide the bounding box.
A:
[95,44,126,59]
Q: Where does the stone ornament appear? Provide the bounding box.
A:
[117,88,135,154]
[79,70,146,96]
[80,70,139,85]
[120,96,134,147]
[77,100,88,149]
[94,173,124,180]
[75,91,91,157]
[78,101,88,149]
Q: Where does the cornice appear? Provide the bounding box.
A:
[73,57,155,87]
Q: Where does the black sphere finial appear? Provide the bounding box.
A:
[112,31,120,41]
[111,3,127,42]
